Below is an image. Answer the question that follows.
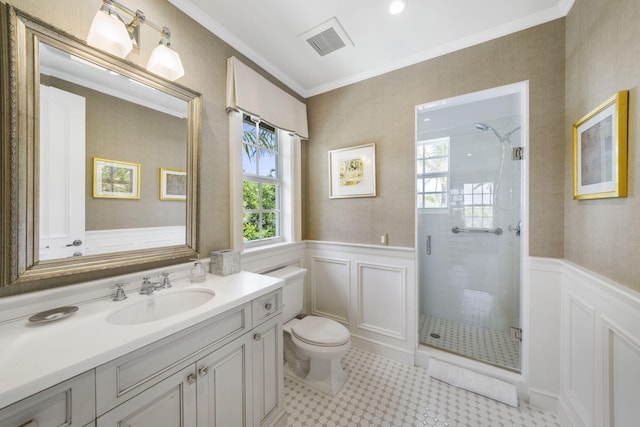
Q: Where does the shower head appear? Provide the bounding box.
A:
[474,122,503,141]
[474,122,521,144]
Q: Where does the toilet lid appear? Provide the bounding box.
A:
[291,316,350,346]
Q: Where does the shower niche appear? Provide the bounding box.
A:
[415,83,527,372]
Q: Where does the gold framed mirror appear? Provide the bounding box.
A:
[0,4,201,291]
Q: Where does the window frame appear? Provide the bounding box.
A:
[229,110,302,252]
[242,115,282,246]
[417,137,450,210]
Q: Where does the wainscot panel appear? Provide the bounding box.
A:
[305,241,416,365]
[559,261,640,427]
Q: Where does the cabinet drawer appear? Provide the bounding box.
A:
[96,302,250,416]
[97,364,196,427]
[252,289,282,326]
[0,371,95,427]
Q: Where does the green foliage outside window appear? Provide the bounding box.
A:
[242,181,278,241]
[242,117,280,243]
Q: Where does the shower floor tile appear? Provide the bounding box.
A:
[284,347,559,426]
[419,314,520,370]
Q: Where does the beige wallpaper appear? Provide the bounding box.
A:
[564,0,640,290]
[304,20,566,257]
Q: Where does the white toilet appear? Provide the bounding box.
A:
[267,266,351,396]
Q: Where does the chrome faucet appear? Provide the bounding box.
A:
[139,276,158,295]
[139,273,172,295]
[158,272,172,289]
[113,283,128,301]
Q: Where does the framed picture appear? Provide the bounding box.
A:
[573,91,628,200]
[160,168,187,201]
[93,158,140,199]
[329,143,376,198]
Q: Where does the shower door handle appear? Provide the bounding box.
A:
[426,235,431,255]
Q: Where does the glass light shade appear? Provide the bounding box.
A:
[87,10,133,58]
[389,0,407,14]
[146,44,185,81]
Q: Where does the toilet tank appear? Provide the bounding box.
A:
[265,266,307,322]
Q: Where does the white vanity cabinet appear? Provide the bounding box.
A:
[196,333,253,426]
[94,288,285,427]
[0,371,95,427]
[96,364,197,427]
[251,292,285,427]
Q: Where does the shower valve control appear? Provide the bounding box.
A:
[512,146,524,161]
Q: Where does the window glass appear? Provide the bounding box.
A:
[242,115,281,244]
[417,137,450,209]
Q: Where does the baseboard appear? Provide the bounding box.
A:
[558,398,577,427]
[269,410,288,427]
[350,334,415,365]
[528,387,559,412]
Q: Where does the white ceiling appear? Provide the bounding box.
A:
[169,0,574,98]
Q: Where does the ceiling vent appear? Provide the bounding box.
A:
[299,17,354,57]
[306,27,346,56]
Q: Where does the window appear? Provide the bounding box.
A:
[459,183,494,228]
[417,137,449,209]
[242,115,280,244]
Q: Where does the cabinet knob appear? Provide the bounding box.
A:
[253,333,262,341]
[264,302,273,311]
[198,366,209,377]
[186,373,197,385]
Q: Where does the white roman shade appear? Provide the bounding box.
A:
[226,56,308,139]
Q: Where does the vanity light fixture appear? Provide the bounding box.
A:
[87,0,185,81]
[389,0,408,15]
[146,27,185,81]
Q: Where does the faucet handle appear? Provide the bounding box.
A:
[113,283,128,301]
[139,276,156,295]
[159,272,172,289]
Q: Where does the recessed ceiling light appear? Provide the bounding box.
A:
[389,0,407,15]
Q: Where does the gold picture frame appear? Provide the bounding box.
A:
[573,91,628,200]
[160,168,187,201]
[329,143,376,198]
[93,157,141,199]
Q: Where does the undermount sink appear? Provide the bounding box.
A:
[107,288,215,325]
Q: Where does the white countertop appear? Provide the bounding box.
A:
[0,270,282,410]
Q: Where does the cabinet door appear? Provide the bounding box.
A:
[96,365,196,427]
[252,314,284,427]
[0,371,95,427]
[196,333,252,427]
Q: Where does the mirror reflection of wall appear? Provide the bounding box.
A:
[39,42,188,260]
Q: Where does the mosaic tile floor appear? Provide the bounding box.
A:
[284,347,559,427]
[419,315,520,371]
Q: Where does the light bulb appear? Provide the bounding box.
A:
[389,0,407,15]
[87,8,133,58]
[146,43,185,81]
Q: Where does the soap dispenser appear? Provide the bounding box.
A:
[190,259,207,283]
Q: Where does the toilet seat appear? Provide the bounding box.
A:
[290,316,350,347]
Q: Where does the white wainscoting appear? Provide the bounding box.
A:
[240,242,306,274]
[530,258,640,425]
[310,256,351,323]
[554,261,640,427]
[305,241,416,365]
[84,226,185,255]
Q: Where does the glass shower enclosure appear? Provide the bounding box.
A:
[416,85,525,372]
